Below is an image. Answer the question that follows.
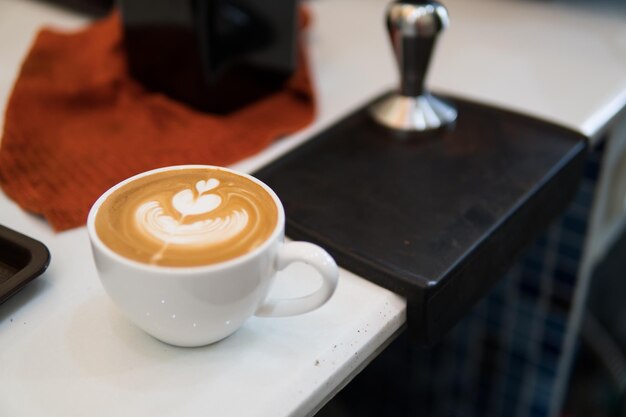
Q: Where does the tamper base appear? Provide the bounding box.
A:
[369,92,457,132]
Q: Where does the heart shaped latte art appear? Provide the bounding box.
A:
[167,178,221,216]
[172,190,221,216]
[96,168,279,266]
[196,178,219,194]
[135,177,251,251]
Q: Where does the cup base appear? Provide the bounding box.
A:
[146,328,239,348]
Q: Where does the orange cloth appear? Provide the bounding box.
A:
[0,12,314,231]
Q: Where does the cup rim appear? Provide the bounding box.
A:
[87,164,285,274]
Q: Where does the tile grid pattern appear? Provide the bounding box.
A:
[408,144,603,417]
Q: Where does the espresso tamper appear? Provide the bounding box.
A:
[370,0,457,132]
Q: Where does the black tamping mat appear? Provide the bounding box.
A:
[254,94,587,346]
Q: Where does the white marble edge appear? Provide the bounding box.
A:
[428,0,626,144]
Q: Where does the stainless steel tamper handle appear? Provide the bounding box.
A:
[388,1,449,96]
[370,0,457,133]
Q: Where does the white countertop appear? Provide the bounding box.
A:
[432,0,626,143]
[1,0,625,416]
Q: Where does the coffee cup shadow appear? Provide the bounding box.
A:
[65,296,262,381]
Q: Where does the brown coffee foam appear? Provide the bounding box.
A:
[95,168,278,267]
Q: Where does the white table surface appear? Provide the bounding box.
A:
[1,0,625,416]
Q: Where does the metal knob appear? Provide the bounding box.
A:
[370,0,457,133]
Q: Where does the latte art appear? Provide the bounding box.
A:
[135,179,249,254]
[95,168,278,266]
[135,201,248,246]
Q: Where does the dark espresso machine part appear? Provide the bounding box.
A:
[39,0,113,16]
[120,0,298,114]
[370,0,457,133]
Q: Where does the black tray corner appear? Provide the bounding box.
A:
[0,224,51,304]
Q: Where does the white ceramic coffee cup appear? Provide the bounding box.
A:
[87,165,339,347]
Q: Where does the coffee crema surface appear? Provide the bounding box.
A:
[95,168,279,267]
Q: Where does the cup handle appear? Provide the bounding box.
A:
[255,242,339,317]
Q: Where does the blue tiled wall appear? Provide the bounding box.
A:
[406,142,604,417]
